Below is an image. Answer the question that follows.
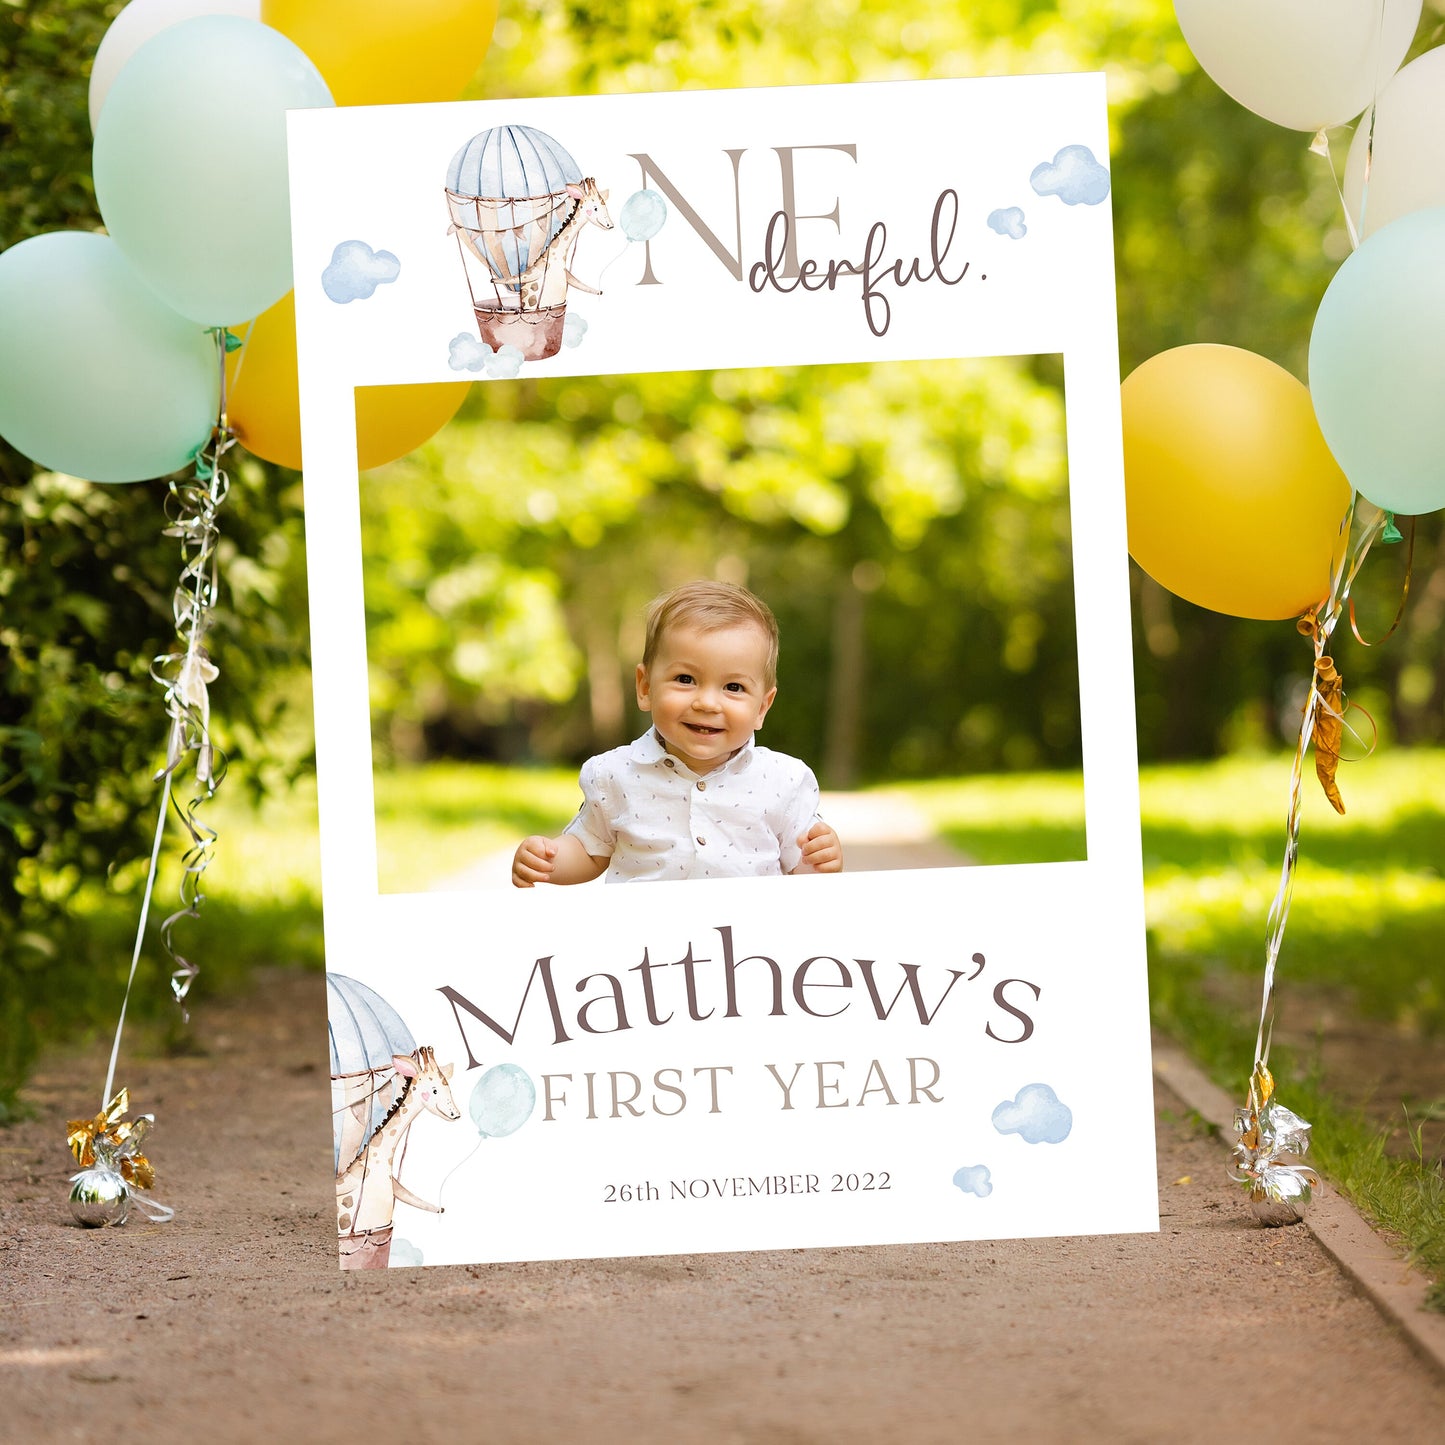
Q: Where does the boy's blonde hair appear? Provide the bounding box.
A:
[642,580,779,688]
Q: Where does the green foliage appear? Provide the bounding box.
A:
[475,1,1445,763]
[0,2,315,1115]
[864,751,1445,1279]
[0,458,312,1118]
[475,0,1187,101]
[0,0,120,252]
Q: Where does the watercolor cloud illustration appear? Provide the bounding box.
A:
[448,333,491,371]
[992,1083,1073,1144]
[1029,145,1111,206]
[952,1165,994,1198]
[321,240,401,303]
[448,335,526,378]
[390,1237,424,1267]
[987,207,1027,239]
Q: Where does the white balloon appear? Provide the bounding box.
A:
[1173,0,1421,132]
[89,0,260,132]
[1343,46,1445,242]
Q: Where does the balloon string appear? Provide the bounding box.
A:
[1317,0,1389,248]
[1342,699,1380,761]
[101,772,174,1112]
[1348,514,1415,646]
[226,316,256,400]
[595,238,632,288]
[100,334,234,1110]
[436,1137,486,1211]
[1252,495,1388,1071]
[1353,0,1391,243]
[130,1192,177,1224]
[149,340,235,1013]
[1311,127,1360,252]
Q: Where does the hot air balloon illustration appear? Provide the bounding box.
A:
[328,973,460,1270]
[328,972,417,1172]
[445,124,613,361]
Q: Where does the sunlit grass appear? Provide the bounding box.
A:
[4,781,330,1117]
[1140,751,1445,1031]
[176,762,583,898]
[373,761,581,892]
[895,769,1086,865]
[891,751,1445,1286]
[200,774,323,902]
[1139,747,1445,1288]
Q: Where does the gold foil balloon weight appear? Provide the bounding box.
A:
[1231,1076,1320,1228]
[65,1091,173,1228]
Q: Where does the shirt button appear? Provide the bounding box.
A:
[696,836,706,846]
[696,780,706,791]
[663,758,675,768]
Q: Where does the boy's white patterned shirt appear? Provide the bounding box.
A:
[564,729,820,882]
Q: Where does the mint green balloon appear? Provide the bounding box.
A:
[1309,205,1445,516]
[93,15,332,326]
[0,232,218,482]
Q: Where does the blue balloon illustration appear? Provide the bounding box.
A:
[469,1063,537,1139]
[619,189,667,242]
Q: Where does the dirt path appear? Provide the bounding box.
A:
[3,967,1442,1442]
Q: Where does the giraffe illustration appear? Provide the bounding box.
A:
[513,177,614,309]
[336,1046,459,1270]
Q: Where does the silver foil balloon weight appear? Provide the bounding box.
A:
[1247,1161,1318,1228]
[1231,1067,1321,1227]
[69,1166,131,1228]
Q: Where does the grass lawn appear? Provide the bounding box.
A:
[13,751,1443,1293]
[373,762,580,892]
[906,752,1445,1291]
[1136,750,1445,1296]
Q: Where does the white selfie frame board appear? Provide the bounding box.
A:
[288,74,1156,1268]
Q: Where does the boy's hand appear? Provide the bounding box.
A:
[796,819,843,873]
[512,835,558,887]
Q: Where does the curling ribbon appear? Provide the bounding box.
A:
[1348,514,1415,647]
[99,340,233,1112]
[1312,0,1388,251]
[77,330,237,1224]
[1234,494,1392,1220]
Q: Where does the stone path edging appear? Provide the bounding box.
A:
[1152,1036,1445,1380]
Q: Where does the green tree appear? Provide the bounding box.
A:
[362,358,1076,785]
[1,0,311,1113]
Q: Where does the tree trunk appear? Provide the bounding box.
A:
[823,575,866,789]
[585,610,627,747]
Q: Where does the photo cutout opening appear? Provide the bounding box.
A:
[358,357,1085,895]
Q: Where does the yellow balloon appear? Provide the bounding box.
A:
[261,0,498,107]
[226,292,470,470]
[1122,344,1351,620]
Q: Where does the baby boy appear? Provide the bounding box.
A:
[512,580,842,885]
